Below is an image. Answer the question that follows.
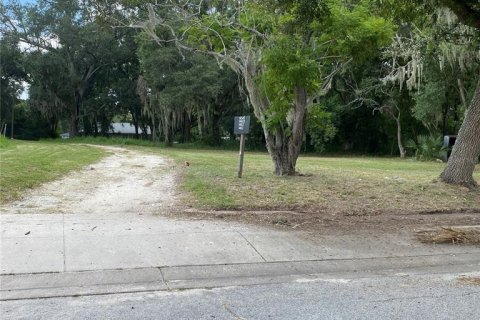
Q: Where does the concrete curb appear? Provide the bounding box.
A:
[2,253,479,300]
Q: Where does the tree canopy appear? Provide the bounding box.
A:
[1,0,478,185]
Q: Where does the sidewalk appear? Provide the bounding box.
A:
[2,212,479,300]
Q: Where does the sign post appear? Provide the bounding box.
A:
[234,116,250,178]
[238,134,246,178]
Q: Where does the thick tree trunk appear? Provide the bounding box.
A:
[265,87,307,176]
[440,79,480,188]
[242,60,307,176]
[271,145,291,175]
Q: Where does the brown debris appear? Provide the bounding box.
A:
[416,227,480,245]
[458,276,480,286]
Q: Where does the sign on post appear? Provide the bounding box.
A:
[234,116,250,178]
[234,116,250,135]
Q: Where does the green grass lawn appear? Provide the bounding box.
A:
[0,138,107,203]
[155,148,480,214]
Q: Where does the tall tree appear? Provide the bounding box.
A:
[383,0,479,187]
[137,33,245,145]
[1,0,121,136]
[0,35,26,137]
[134,0,393,175]
[438,0,480,188]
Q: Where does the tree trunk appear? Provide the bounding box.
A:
[242,60,307,176]
[197,106,203,138]
[271,143,290,175]
[151,120,157,143]
[69,105,79,137]
[396,117,406,158]
[93,118,99,136]
[264,87,307,176]
[440,79,480,188]
[49,115,57,138]
[183,111,191,143]
[286,87,308,173]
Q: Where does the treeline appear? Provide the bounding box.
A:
[1,1,478,161]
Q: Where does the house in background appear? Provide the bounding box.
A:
[110,122,151,138]
[60,123,151,139]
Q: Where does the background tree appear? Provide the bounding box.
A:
[382,1,480,187]
[2,0,123,136]
[437,0,480,188]
[0,35,26,138]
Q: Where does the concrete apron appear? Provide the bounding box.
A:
[1,213,480,300]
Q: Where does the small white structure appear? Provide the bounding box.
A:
[110,123,151,136]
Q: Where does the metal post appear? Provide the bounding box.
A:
[238,134,245,178]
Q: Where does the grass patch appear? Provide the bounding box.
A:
[155,148,480,213]
[0,139,107,203]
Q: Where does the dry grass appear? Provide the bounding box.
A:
[457,276,480,286]
[416,227,480,245]
[154,148,480,214]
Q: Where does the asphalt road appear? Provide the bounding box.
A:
[2,272,479,320]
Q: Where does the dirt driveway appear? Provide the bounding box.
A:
[0,146,178,216]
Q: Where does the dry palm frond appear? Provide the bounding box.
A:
[416,227,480,245]
[458,277,480,286]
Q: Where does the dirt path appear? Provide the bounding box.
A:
[0,146,178,216]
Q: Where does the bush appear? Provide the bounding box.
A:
[406,135,446,161]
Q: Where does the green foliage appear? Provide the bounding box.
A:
[12,102,57,140]
[5,0,132,135]
[254,0,395,135]
[137,35,247,144]
[413,81,446,133]
[4,0,477,167]
[0,36,26,130]
[306,104,337,152]
[406,135,447,161]
[261,34,320,96]
[318,0,395,63]
[238,2,276,39]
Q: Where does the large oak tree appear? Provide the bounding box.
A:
[135,0,393,175]
[438,0,480,188]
